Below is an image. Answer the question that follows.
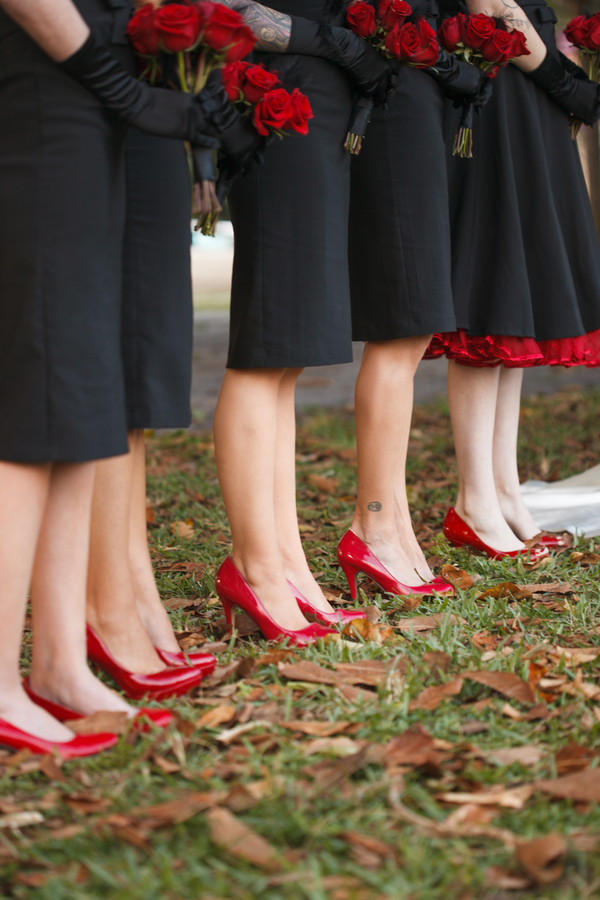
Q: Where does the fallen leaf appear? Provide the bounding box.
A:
[338,684,378,704]
[280,720,350,737]
[423,651,452,673]
[477,582,533,601]
[302,737,360,757]
[569,830,600,852]
[516,833,566,885]
[156,560,205,578]
[216,721,273,745]
[203,659,255,687]
[383,726,448,768]
[517,581,574,595]
[444,804,498,827]
[195,705,237,730]
[278,660,339,685]
[555,741,597,775]
[409,677,463,711]
[133,792,217,825]
[40,755,66,783]
[362,605,382,623]
[486,746,543,768]
[335,658,406,687]
[171,520,195,540]
[342,830,396,868]
[437,785,533,810]
[256,649,298,666]
[66,711,131,736]
[64,792,111,816]
[112,824,152,851]
[0,811,44,829]
[12,873,48,888]
[472,631,498,652]
[47,824,85,841]
[395,613,461,633]
[463,671,535,705]
[152,754,180,775]
[570,551,600,566]
[207,806,281,871]
[536,769,600,802]
[547,646,600,667]
[342,618,394,644]
[484,866,530,891]
[440,564,474,590]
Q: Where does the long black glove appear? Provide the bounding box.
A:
[426,49,492,107]
[288,17,396,103]
[526,49,600,125]
[197,71,262,165]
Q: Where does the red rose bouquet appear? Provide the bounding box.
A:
[565,13,600,83]
[438,13,529,155]
[344,0,439,153]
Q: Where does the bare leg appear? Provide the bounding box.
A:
[0,461,73,741]
[213,368,310,631]
[493,367,540,540]
[87,446,166,674]
[129,430,180,652]
[274,368,334,613]
[448,360,525,552]
[351,337,434,584]
[31,463,134,715]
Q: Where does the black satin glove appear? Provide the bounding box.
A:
[288,17,396,103]
[526,49,600,125]
[426,49,492,107]
[60,34,220,146]
[197,70,262,164]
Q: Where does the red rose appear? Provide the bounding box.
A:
[222,60,250,101]
[242,64,280,103]
[284,87,314,134]
[438,14,463,52]
[155,3,202,52]
[378,0,412,31]
[509,28,529,58]
[347,2,377,39]
[412,17,439,65]
[480,27,513,64]
[201,3,245,51]
[465,13,496,50]
[582,13,600,52]
[127,4,161,55]
[386,19,438,66]
[565,14,588,49]
[224,23,257,61]
[252,88,293,135]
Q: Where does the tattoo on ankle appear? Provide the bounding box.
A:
[367,501,382,511]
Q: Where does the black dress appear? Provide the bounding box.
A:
[348,1,457,342]
[227,1,355,369]
[426,0,600,367]
[0,0,133,462]
[122,130,193,429]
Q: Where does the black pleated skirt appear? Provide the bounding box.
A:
[122,130,193,429]
[348,67,456,341]
[227,52,354,368]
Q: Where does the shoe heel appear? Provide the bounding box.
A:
[449,540,464,549]
[220,595,235,626]
[340,561,359,600]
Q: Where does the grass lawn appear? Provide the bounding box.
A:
[3,384,600,900]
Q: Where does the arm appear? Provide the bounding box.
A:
[223,0,292,51]
[0,0,89,60]
[464,0,546,70]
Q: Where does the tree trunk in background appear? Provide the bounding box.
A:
[576,123,600,240]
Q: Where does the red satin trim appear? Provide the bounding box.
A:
[424,328,600,368]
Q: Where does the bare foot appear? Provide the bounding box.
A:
[456,500,525,553]
[233,556,311,632]
[283,564,336,616]
[353,524,430,587]
[1,690,74,742]
[497,492,541,542]
[87,608,166,674]
[29,668,134,718]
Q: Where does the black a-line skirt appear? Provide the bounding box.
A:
[348,67,457,341]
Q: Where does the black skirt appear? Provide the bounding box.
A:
[349,67,456,341]
[122,130,193,430]
[227,2,354,369]
[0,0,133,462]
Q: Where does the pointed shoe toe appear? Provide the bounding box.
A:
[287,580,367,626]
[0,718,117,759]
[156,647,217,676]
[443,508,550,561]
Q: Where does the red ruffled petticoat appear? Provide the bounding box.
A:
[424,328,600,368]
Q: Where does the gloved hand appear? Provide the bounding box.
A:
[526,49,600,125]
[426,49,492,108]
[288,17,397,103]
[60,34,220,145]
[197,70,262,165]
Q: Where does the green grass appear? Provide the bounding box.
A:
[3,385,600,900]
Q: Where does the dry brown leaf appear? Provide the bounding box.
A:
[307,474,340,494]
[440,564,474,590]
[132,792,217,825]
[202,658,255,687]
[569,830,600,852]
[409,677,463,711]
[472,631,499,652]
[383,726,448,768]
[216,721,273,745]
[484,866,530,891]
[40,755,66,783]
[302,737,360,757]
[477,582,533,601]
[342,618,394,644]
[570,551,600,566]
[444,804,498,827]
[536,769,600,802]
[280,720,350,737]
[64,792,111,816]
[47,823,85,841]
[170,520,195,540]
[463,671,535,705]
[207,806,281,871]
[437,784,533,810]
[422,651,451,672]
[395,612,461,633]
[515,833,566,885]
[277,660,339,685]
[517,581,574,595]
[66,711,131,736]
[12,873,48,888]
[0,811,44,829]
[486,746,543,768]
[152,754,180,775]
[256,649,298,666]
[195,705,237,730]
[338,684,378,704]
[223,784,261,813]
[362,605,383,623]
[156,560,206,579]
[547,646,600,666]
[342,830,396,868]
[555,741,597,775]
[335,658,406,687]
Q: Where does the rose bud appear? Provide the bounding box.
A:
[242,65,280,103]
[438,14,463,52]
[509,29,530,58]
[565,14,589,48]
[465,13,496,50]
[127,4,161,55]
[224,24,257,61]
[155,3,202,52]
[347,2,378,39]
[480,27,513,64]
[253,88,293,136]
[222,60,250,101]
[384,22,404,58]
[582,13,600,52]
[284,87,314,135]
[378,0,412,32]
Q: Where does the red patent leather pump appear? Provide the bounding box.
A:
[443,508,549,561]
[215,558,337,646]
[86,625,204,700]
[155,647,216,675]
[287,581,367,626]
[23,679,172,730]
[0,719,117,759]
[530,533,568,550]
[336,530,455,600]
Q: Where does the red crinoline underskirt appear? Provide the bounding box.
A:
[424,328,600,368]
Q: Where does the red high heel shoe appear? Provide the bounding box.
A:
[287,581,367,626]
[86,626,204,701]
[23,679,172,730]
[529,532,568,550]
[215,558,337,646]
[443,508,550,561]
[155,647,216,675]
[0,718,117,759]
[336,531,455,601]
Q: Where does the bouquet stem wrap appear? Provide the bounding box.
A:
[344,94,375,154]
[452,99,473,158]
